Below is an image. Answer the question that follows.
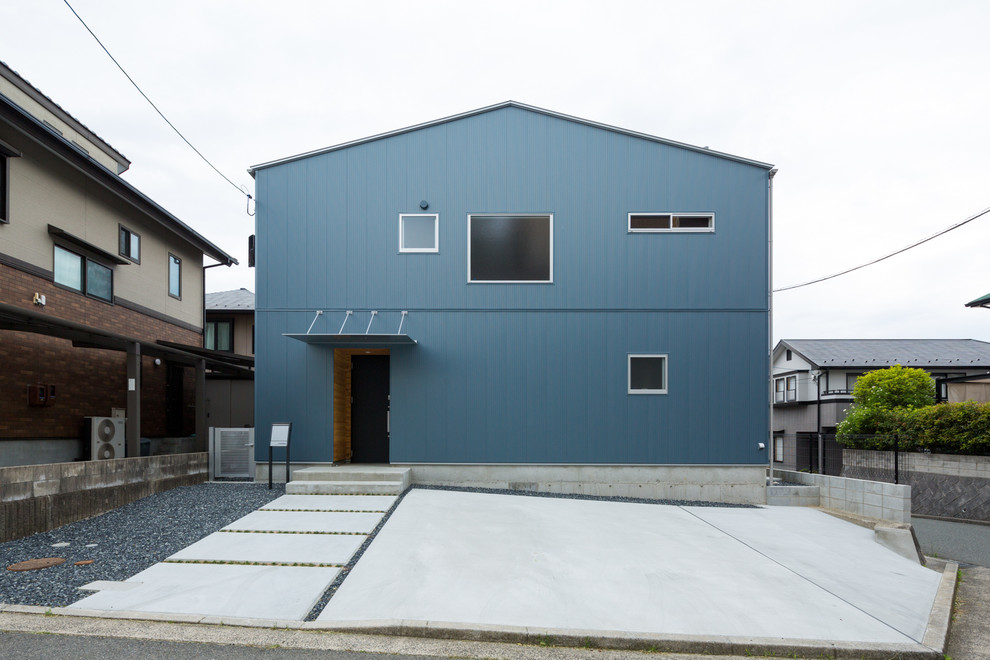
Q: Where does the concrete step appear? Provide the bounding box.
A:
[292,466,410,484]
[285,480,405,495]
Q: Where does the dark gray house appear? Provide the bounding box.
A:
[771,338,990,469]
[248,102,775,502]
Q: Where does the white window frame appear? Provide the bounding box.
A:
[627,212,715,233]
[467,213,554,284]
[627,354,668,395]
[786,375,797,402]
[774,377,785,403]
[399,213,439,253]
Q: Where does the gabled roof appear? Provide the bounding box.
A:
[206,288,254,311]
[0,90,237,266]
[965,292,990,308]
[775,339,990,369]
[1,60,129,173]
[248,101,775,175]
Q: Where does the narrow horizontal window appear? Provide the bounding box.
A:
[399,213,438,253]
[628,213,714,233]
[628,354,667,394]
[468,214,552,283]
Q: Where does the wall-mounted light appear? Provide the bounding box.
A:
[32,293,46,306]
[154,358,162,366]
[419,200,429,210]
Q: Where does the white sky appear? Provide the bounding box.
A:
[2,0,989,343]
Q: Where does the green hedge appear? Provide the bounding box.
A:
[837,401,990,455]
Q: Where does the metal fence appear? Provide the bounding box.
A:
[773,433,904,483]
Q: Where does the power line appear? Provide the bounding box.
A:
[62,0,250,204]
[774,206,990,293]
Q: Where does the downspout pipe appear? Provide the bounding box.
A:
[767,168,777,486]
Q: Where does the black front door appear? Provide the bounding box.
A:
[350,355,390,463]
[165,363,184,436]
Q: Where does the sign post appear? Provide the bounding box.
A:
[268,422,291,489]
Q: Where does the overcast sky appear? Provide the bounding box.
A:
[3,0,989,343]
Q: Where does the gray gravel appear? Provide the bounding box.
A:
[0,482,285,607]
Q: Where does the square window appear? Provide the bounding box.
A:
[628,213,714,233]
[169,253,181,299]
[399,213,438,253]
[86,260,112,302]
[119,225,141,262]
[628,354,667,394]
[468,214,552,282]
[205,320,233,352]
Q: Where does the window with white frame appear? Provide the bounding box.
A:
[774,375,798,403]
[628,354,667,394]
[628,213,714,233]
[468,214,552,282]
[399,213,438,253]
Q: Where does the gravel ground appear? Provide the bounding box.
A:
[0,482,285,607]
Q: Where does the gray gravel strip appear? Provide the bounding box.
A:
[0,482,285,607]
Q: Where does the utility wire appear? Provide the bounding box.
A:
[774,205,990,293]
[62,0,250,204]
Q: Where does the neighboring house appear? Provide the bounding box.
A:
[204,288,254,428]
[0,61,239,467]
[248,101,775,503]
[771,339,990,469]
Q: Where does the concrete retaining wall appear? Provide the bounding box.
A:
[774,469,912,524]
[843,449,990,522]
[258,463,767,505]
[0,453,208,542]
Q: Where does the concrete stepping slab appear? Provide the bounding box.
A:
[167,531,364,565]
[317,489,933,644]
[223,510,383,534]
[70,563,338,621]
[261,494,397,512]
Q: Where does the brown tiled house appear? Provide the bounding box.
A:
[0,61,238,467]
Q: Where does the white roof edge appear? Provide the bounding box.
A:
[248,101,775,175]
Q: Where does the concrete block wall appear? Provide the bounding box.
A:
[844,450,990,522]
[0,453,207,542]
[774,469,911,524]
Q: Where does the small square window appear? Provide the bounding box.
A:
[168,253,181,299]
[628,213,714,233]
[399,214,438,253]
[119,225,141,263]
[628,354,667,394]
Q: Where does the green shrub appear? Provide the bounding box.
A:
[850,365,935,410]
[838,401,990,455]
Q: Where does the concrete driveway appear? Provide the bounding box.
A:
[319,489,942,645]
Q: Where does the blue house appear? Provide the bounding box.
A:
[249,102,774,503]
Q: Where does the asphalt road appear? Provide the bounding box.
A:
[912,516,990,566]
[0,631,437,660]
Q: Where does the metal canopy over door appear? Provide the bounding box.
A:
[350,355,390,463]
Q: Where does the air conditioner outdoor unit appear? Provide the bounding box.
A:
[87,416,125,460]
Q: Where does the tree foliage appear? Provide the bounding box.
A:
[849,365,935,410]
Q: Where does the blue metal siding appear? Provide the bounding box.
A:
[254,105,770,465]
